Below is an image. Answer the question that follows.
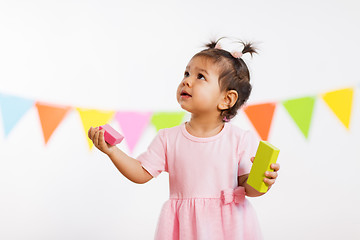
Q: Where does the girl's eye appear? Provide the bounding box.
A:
[184,71,189,77]
[198,74,205,80]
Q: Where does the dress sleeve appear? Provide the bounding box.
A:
[238,130,260,176]
[137,129,167,178]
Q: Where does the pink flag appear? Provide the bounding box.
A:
[115,111,152,154]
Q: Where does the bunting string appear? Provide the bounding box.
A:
[0,86,356,152]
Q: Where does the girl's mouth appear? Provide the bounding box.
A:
[180,90,192,98]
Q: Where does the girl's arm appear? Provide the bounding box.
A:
[107,147,153,184]
[88,127,153,184]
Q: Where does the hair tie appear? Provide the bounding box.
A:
[231,51,243,59]
[214,42,242,58]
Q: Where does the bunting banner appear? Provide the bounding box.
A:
[0,93,34,137]
[76,108,115,149]
[151,112,186,131]
[36,102,71,144]
[243,102,277,141]
[282,96,316,139]
[321,88,353,129]
[115,111,152,154]
[0,85,357,152]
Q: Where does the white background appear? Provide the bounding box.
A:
[0,0,360,239]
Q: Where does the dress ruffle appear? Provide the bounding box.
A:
[154,187,262,240]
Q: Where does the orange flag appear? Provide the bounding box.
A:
[36,102,71,144]
[243,102,277,140]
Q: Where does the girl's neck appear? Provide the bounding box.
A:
[186,115,225,138]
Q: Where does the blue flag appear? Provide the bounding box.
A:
[0,93,34,137]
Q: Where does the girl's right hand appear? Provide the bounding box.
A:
[88,126,115,156]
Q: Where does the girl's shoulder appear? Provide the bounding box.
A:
[155,123,182,138]
[227,123,253,136]
[227,123,259,143]
[160,124,182,133]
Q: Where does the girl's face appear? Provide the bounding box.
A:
[177,56,226,117]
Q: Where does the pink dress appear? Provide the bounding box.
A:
[138,122,262,240]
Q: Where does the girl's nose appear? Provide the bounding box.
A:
[183,77,192,87]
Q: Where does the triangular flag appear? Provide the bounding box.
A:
[76,108,115,149]
[151,112,186,131]
[282,96,316,139]
[0,93,34,137]
[243,102,277,141]
[115,111,152,154]
[322,88,354,129]
[35,102,71,144]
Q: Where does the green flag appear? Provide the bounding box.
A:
[151,112,186,131]
[282,96,316,138]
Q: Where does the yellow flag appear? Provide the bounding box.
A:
[321,88,354,129]
[76,108,115,149]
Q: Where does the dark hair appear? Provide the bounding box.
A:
[193,37,258,121]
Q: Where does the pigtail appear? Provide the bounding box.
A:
[204,38,258,58]
[205,40,218,49]
[204,37,226,49]
[239,41,258,57]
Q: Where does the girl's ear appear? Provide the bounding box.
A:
[218,90,238,110]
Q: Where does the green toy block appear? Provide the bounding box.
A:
[247,141,280,193]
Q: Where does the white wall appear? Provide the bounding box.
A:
[1,0,359,239]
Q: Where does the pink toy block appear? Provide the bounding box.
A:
[99,124,124,146]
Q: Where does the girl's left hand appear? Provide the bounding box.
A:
[250,157,280,190]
